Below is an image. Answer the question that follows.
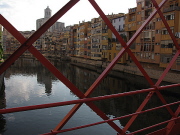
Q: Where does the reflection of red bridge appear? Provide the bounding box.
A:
[0,0,180,134]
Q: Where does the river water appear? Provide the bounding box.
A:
[0,58,179,135]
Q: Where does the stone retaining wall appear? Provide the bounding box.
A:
[71,57,180,83]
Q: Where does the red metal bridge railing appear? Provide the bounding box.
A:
[0,0,180,135]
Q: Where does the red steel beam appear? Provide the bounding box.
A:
[1,4,122,134]
[155,50,180,117]
[147,3,180,125]
[52,0,153,131]
[0,0,179,134]
[42,101,180,135]
[53,101,123,132]
[54,0,175,133]
[1,84,179,114]
[151,0,180,86]
[149,0,180,117]
[27,48,123,134]
[87,0,154,94]
[122,0,176,133]
[128,117,180,135]
[90,0,176,133]
[54,0,157,131]
[0,14,29,74]
[1,16,123,135]
[88,0,175,120]
[151,51,180,121]
[28,47,85,98]
[165,105,180,135]
[88,0,174,119]
[155,50,180,86]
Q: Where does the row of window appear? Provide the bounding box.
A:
[137,52,155,60]
[113,17,125,23]
[140,44,154,52]
[136,14,174,26]
[91,54,101,57]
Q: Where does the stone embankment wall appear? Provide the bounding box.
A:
[71,57,180,84]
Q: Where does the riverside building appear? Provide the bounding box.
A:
[125,0,180,71]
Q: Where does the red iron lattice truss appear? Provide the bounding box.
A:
[0,0,180,135]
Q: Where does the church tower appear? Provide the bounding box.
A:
[44,6,52,19]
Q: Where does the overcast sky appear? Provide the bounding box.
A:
[0,0,136,31]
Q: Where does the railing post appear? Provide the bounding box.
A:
[165,105,180,135]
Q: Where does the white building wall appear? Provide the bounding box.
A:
[112,16,127,39]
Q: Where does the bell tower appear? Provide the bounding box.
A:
[44,6,52,19]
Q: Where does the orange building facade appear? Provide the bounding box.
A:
[125,0,180,71]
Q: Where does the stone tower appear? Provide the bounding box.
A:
[44,6,52,19]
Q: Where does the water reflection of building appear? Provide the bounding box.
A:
[4,58,58,96]
[37,68,52,96]
[3,58,180,134]
[62,64,180,134]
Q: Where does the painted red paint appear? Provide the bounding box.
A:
[0,0,179,135]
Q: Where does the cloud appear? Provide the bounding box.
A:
[0,1,14,16]
[0,2,11,8]
[0,0,136,31]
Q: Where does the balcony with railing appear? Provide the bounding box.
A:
[160,48,173,54]
[163,6,180,13]
[129,7,137,14]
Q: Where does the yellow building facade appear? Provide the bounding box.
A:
[91,17,102,60]
[107,14,128,63]
[87,22,92,59]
